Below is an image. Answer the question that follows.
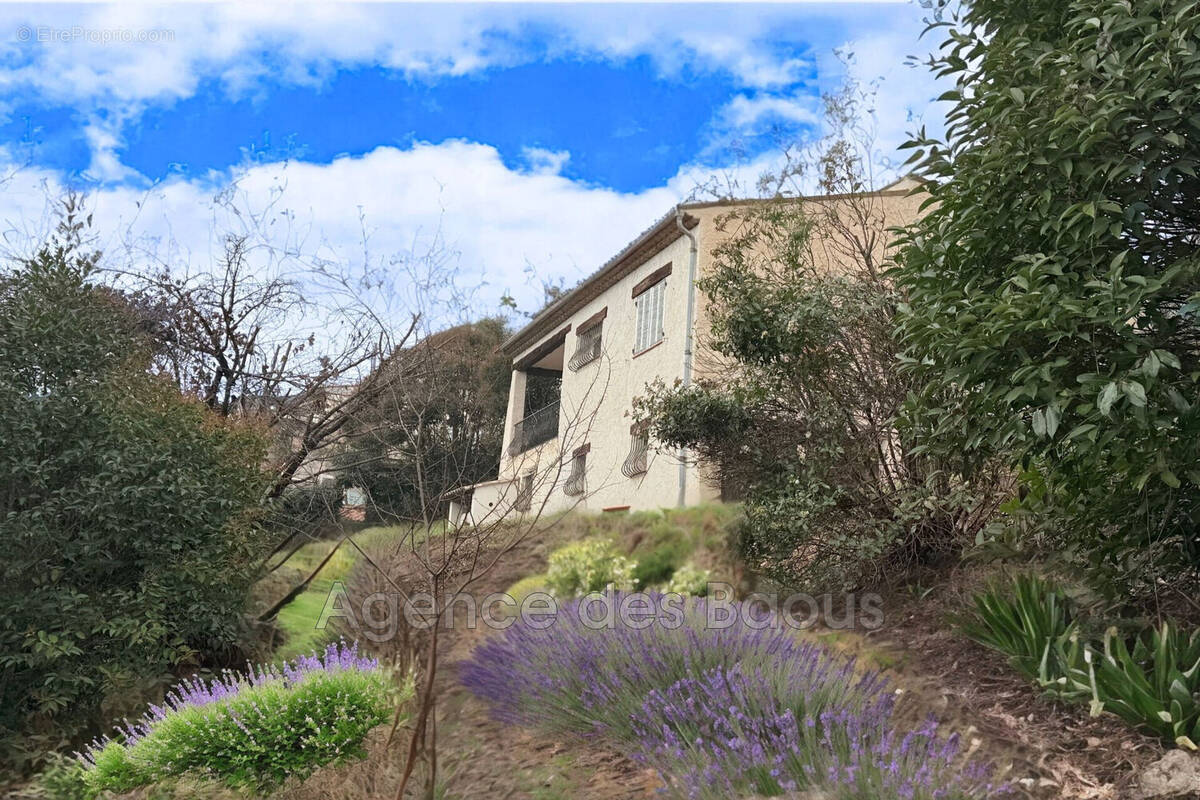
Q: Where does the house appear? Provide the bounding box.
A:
[447,177,925,525]
[277,383,360,488]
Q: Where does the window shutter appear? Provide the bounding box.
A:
[633,279,667,353]
[655,281,665,338]
[638,289,646,350]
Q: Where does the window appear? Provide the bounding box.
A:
[633,278,666,354]
[563,444,588,496]
[514,472,534,512]
[622,424,649,477]
[568,323,603,371]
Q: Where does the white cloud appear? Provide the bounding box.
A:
[0,4,950,189]
[718,92,823,130]
[521,146,571,176]
[838,29,948,166]
[0,140,691,320]
[0,4,930,105]
[0,5,949,331]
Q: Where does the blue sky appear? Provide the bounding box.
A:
[0,2,945,316]
[16,58,749,191]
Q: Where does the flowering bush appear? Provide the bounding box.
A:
[461,594,872,743]
[461,595,1007,799]
[633,664,1000,799]
[544,538,637,597]
[663,563,711,596]
[80,642,405,795]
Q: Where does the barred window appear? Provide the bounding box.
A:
[563,445,588,496]
[568,324,602,371]
[633,279,666,354]
[514,472,534,512]
[621,425,649,477]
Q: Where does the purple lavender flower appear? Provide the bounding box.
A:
[81,640,379,761]
[460,594,1010,799]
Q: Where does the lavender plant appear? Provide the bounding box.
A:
[460,594,877,744]
[631,665,1002,800]
[461,595,1008,799]
[79,642,406,795]
[627,662,884,796]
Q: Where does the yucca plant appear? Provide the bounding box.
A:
[1087,623,1200,750]
[958,574,1078,689]
[962,575,1200,750]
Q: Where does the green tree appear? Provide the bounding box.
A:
[332,318,511,524]
[0,203,272,771]
[894,0,1200,596]
[638,90,1006,591]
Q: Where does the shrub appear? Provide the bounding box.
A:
[633,666,1001,800]
[542,504,742,592]
[663,563,710,596]
[460,594,872,742]
[630,542,682,589]
[961,576,1200,749]
[33,753,92,800]
[893,0,1200,596]
[80,642,406,794]
[544,539,636,597]
[461,595,1006,799]
[0,212,272,770]
[636,186,1007,592]
[1085,623,1200,749]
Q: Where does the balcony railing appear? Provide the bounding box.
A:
[509,401,560,456]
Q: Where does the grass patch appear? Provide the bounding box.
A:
[269,504,739,659]
[269,526,411,661]
[275,586,339,660]
[552,503,742,589]
[505,573,551,609]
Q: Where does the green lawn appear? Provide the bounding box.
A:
[270,525,410,661]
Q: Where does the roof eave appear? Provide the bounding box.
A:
[499,175,925,360]
[499,206,698,358]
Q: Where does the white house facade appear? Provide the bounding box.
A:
[447,179,924,525]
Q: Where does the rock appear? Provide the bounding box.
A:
[1133,749,1200,799]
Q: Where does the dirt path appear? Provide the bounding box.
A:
[817,575,1165,800]
[283,532,657,800]
[431,542,658,800]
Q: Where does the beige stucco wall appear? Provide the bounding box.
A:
[458,477,521,526]
[498,230,721,516]
[685,182,926,385]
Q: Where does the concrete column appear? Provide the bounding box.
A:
[500,369,527,477]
